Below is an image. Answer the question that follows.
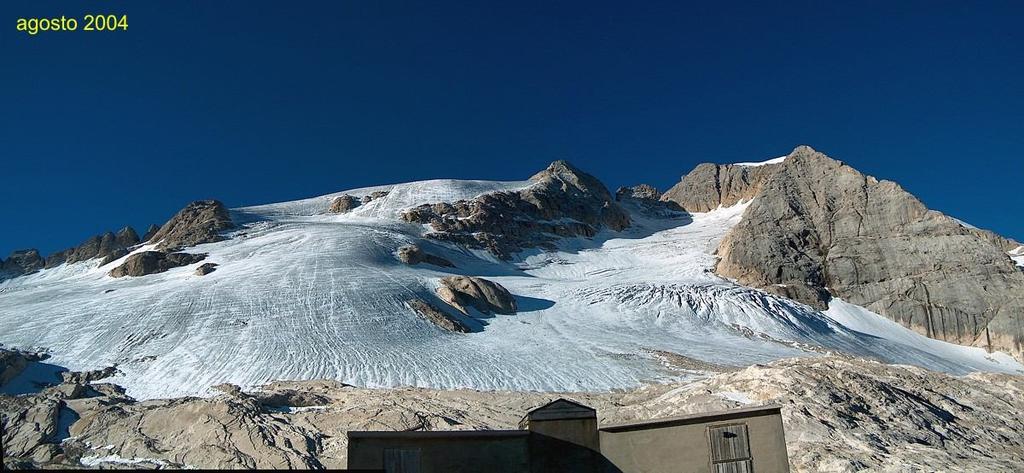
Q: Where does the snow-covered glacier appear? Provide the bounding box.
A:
[1,178,1020,399]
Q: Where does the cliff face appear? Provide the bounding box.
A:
[709,146,1024,357]
[660,161,781,212]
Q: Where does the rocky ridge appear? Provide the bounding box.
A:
[0,250,44,278]
[148,199,233,251]
[401,160,630,259]
[43,226,141,269]
[1,200,229,280]
[107,200,231,278]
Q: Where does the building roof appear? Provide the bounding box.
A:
[518,398,596,427]
[598,404,782,433]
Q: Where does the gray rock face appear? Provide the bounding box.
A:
[661,161,781,212]
[194,262,219,276]
[401,161,630,259]
[148,200,233,251]
[1,249,44,277]
[44,226,141,269]
[713,146,1024,357]
[108,251,207,278]
[361,191,389,204]
[59,366,119,385]
[615,184,662,201]
[396,245,455,268]
[437,276,517,315]
[328,195,360,213]
[406,299,470,333]
[0,353,120,468]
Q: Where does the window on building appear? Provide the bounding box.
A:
[383,448,421,473]
[708,423,753,473]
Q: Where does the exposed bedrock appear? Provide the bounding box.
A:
[406,299,470,333]
[396,244,455,268]
[437,276,517,315]
[194,262,219,276]
[361,190,390,204]
[148,200,233,251]
[108,251,207,278]
[661,160,782,212]
[712,145,1024,357]
[1,249,44,277]
[0,348,47,387]
[616,184,685,214]
[6,355,1024,470]
[45,226,141,269]
[401,160,630,259]
[615,184,662,201]
[328,194,361,213]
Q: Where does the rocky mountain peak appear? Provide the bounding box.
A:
[707,146,1024,357]
[401,162,629,259]
[115,226,139,245]
[530,159,616,203]
[148,200,233,251]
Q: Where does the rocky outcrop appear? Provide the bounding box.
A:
[142,223,161,242]
[148,200,233,251]
[361,191,389,204]
[616,184,685,214]
[1,249,44,277]
[616,184,662,201]
[437,276,517,315]
[108,251,207,278]
[396,245,454,268]
[0,349,47,387]
[59,366,119,385]
[45,226,141,269]
[195,262,219,276]
[4,355,1023,471]
[401,161,630,259]
[406,299,470,333]
[712,146,1024,357]
[661,161,781,212]
[328,195,360,214]
[0,354,125,469]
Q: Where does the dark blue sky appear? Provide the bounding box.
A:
[4,1,1022,256]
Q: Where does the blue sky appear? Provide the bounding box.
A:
[3,0,1022,256]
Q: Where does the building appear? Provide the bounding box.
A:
[347,399,789,472]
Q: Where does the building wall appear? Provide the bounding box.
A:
[598,412,789,473]
[347,434,529,473]
[527,417,602,472]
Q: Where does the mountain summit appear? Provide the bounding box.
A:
[663,146,1024,358]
